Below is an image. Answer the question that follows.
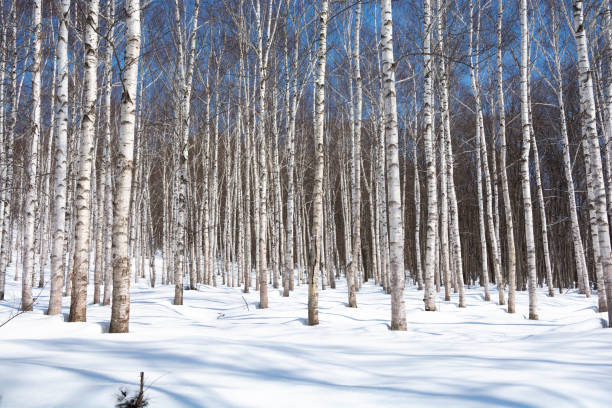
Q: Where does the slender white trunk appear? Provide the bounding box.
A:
[550,8,593,300]
[174,0,200,305]
[558,86,590,298]
[0,1,17,300]
[309,0,328,326]
[102,0,115,306]
[69,0,99,322]
[496,0,516,312]
[347,2,362,308]
[572,0,612,325]
[284,31,299,296]
[381,0,406,329]
[529,120,555,297]
[520,0,538,320]
[0,21,6,300]
[21,0,42,311]
[39,36,57,289]
[411,74,423,290]
[603,0,612,224]
[422,0,437,310]
[109,0,141,333]
[583,137,603,301]
[48,0,70,315]
[469,2,500,303]
[436,0,451,303]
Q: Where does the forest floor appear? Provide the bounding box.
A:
[0,265,611,407]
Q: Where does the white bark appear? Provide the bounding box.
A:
[309,0,328,326]
[0,21,5,300]
[174,0,200,305]
[0,1,17,301]
[110,0,141,333]
[603,0,612,225]
[48,0,70,315]
[572,0,612,325]
[69,0,99,322]
[348,2,362,308]
[520,0,538,320]
[436,0,451,303]
[381,0,407,329]
[469,2,500,304]
[411,75,423,291]
[423,0,437,311]
[102,0,115,307]
[21,0,42,311]
[582,137,603,304]
[284,29,299,296]
[529,117,555,297]
[497,0,516,312]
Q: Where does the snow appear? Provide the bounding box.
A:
[1,265,611,407]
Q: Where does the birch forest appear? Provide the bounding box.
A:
[1,0,612,406]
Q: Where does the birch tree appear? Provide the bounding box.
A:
[253,0,280,308]
[348,1,362,308]
[48,0,70,316]
[309,0,329,326]
[174,0,200,305]
[423,0,437,311]
[520,0,538,320]
[497,0,516,312]
[571,0,612,325]
[0,13,7,301]
[69,0,99,322]
[436,0,451,303]
[0,0,18,302]
[21,0,42,311]
[102,0,115,307]
[283,15,301,297]
[110,0,141,333]
[381,0,407,329]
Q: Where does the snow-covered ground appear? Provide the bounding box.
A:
[1,266,611,407]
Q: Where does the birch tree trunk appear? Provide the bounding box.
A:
[69,0,99,322]
[377,106,390,294]
[582,136,603,300]
[497,0,516,312]
[94,40,108,304]
[547,6,593,302]
[38,27,57,289]
[272,87,281,290]
[447,136,465,307]
[309,0,329,326]
[412,78,424,290]
[520,0,538,320]
[559,87,591,299]
[572,0,612,325]
[603,0,612,224]
[283,30,299,297]
[174,0,200,305]
[348,2,362,308]
[102,0,115,306]
[110,0,141,333]
[48,0,70,315]
[423,0,437,310]
[381,0,407,329]
[436,0,451,303]
[0,20,6,300]
[469,2,498,303]
[256,4,268,307]
[21,0,42,311]
[530,121,555,297]
[0,0,17,301]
